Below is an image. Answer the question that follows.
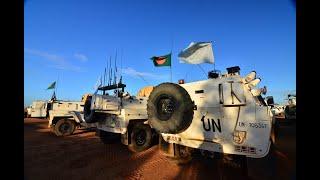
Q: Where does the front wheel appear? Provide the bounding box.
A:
[53,119,76,136]
[128,123,153,152]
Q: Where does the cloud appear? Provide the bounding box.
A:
[24,48,85,72]
[121,67,168,80]
[74,53,88,62]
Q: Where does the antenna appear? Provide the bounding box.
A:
[137,74,150,86]
[103,67,106,86]
[120,48,123,83]
[109,56,112,85]
[110,68,113,85]
[184,65,194,82]
[114,50,117,85]
[106,56,109,86]
[197,64,207,79]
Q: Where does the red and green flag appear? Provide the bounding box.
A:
[150,53,171,67]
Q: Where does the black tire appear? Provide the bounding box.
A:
[83,96,97,123]
[147,83,194,134]
[128,123,153,152]
[98,130,120,144]
[54,119,76,136]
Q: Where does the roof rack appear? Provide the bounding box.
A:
[97,83,126,91]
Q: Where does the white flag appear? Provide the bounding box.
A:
[178,42,214,64]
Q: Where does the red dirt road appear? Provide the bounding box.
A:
[24,118,295,180]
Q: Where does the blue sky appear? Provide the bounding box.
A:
[24,0,296,106]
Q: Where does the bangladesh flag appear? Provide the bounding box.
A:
[150,53,171,67]
[46,81,56,90]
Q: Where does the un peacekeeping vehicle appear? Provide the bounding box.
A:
[147,66,275,164]
[25,100,49,118]
[48,95,98,136]
[284,94,296,121]
[25,96,94,136]
[269,94,296,124]
[83,81,157,152]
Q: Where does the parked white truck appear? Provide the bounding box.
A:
[269,94,296,124]
[48,94,98,136]
[82,83,157,152]
[147,66,275,166]
[25,96,95,136]
[26,100,48,118]
[284,94,296,121]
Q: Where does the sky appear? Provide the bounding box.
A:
[24,0,296,106]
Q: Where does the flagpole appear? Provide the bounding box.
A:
[212,41,215,71]
[170,35,174,83]
[170,65,172,82]
[55,75,59,100]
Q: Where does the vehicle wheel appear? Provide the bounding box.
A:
[171,144,194,165]
[128,123,153,152]
[98,130,120,144]
[83,96,97,123]
[54,119,76,136]
[147,83,194,134]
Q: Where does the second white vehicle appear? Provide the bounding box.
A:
[83,83,157,152]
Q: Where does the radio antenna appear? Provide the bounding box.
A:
[108,56,112,85]
[114,50,117,85]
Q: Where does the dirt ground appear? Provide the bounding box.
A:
[24,118,296,180]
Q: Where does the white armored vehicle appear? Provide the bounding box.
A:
[269,94,296,124]
[48,94,99,136]
[24,105,32,118]
[25,96,94,136]
[147,66,275,164]
[26,100,48,118]
[271,105,285,118]
[284,94,296,121]
[83,82,157,152]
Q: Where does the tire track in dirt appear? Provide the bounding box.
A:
[24,118,296,180]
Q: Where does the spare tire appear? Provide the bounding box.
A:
[83,96,97,123]
[147,83,194,134]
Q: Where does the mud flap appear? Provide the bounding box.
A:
[70,111,84,123]
[159,135,175,157]
[121,131,129,145]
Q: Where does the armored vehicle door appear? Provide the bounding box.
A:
[91,94,121,112]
